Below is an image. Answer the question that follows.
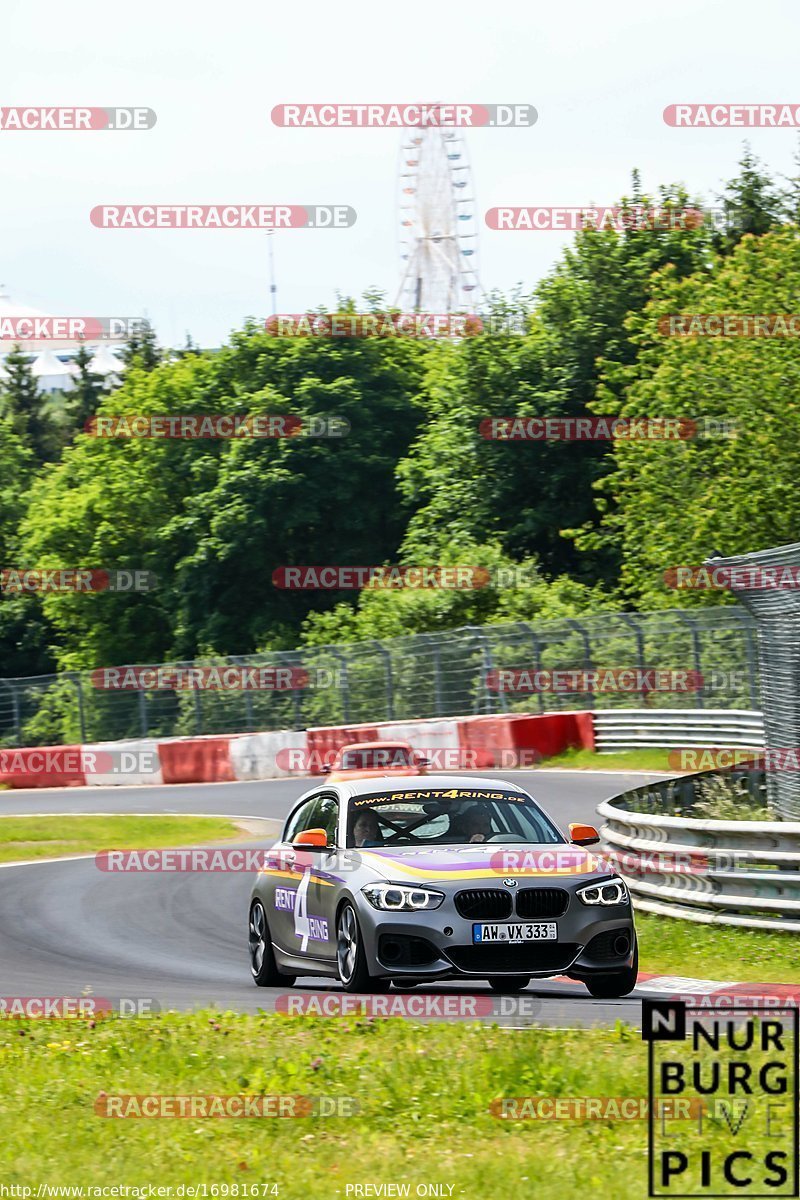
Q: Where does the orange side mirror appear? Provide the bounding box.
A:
[294,828,329,847]
[569,822,600,846]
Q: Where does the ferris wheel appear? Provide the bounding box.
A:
[395,125,481,313]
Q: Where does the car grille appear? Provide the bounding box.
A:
[515,888,569,918]
[447,944,579,974]
[454,889,513,920]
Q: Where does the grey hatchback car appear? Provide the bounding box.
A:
[249,776,637,996]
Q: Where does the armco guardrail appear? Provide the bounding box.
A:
[593,708,764,751]
[598,771,800,932]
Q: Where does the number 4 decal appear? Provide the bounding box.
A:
[294,867,312,951]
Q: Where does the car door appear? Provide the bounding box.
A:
[268,796,320,954]
[299,791,341,963]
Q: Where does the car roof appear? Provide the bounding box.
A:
[338,773,529,799]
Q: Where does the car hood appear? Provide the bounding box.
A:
[353,844,606,884]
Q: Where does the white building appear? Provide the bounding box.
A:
[0,286,127,394]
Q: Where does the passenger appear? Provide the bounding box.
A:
[462,805,493,844]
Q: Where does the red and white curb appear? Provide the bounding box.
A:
[554,972,800,1004]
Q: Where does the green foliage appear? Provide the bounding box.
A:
[6,149,800,687]
[576,227,800,608]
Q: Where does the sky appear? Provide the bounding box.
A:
[1,0,798,348]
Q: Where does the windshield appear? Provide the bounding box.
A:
[346,786,563,848]
[339,745,413,770]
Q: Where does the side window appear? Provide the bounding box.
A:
[311,794,340,846]
[283,798,319,843]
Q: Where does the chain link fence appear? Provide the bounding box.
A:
[705,542,800,820]
[0,606,758,749]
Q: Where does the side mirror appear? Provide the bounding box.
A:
[320,763,332,774]
[569,822,601,846]
[415,756,430,767]
[294,828,329,848]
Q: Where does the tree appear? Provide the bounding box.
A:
[1,344,50,463]
[121,320,161,371]
[18,322,432,667]
[712,146,785,256]
[574,227,800,608]
[397,181,714,587]
[68,341,104,433]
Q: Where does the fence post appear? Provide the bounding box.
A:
[465,627,505,715]
[675,612,704,709]
[564,619,594,710]
[617,613,646,707]
[331,648,351,724]
[0,680,22,746]
[740,612,759,710]
[138,687,148,737]
[70,673,87,742]
[422,634,444,718]
[518,622,545,714]
[372,641,394,722]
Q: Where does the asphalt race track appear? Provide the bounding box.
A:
[0,770,671,1028]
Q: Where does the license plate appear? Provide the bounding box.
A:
[472,922,557,944]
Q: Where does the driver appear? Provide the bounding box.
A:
[352,809,383,848]
[462,805,493,844]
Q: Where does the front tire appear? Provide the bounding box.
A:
[487,976,530,993]
[336,901,390,993]
[584,939,638,999]
[249,900,296,988]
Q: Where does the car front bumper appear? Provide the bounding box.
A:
[356,897,636,979]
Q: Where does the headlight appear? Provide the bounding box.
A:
[577,879,629,906]
[362,883,445,911]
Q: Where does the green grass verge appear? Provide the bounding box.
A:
[635,911,799,983]
[539,746,677,771]
[2,1012,791,1197]
[0,815,245,863]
